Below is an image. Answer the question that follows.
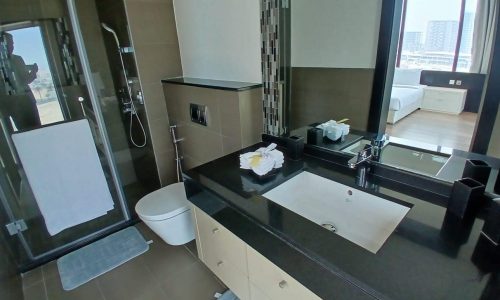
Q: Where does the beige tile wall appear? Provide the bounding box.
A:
[125,0,183,186]
[0,0,64,23]
[163,83,263,170]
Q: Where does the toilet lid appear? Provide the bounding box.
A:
[135,182,190,221]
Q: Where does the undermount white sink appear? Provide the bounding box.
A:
[263,172,411,253]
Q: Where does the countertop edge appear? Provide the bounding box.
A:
[161,77,263,91]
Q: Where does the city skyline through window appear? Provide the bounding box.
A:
[398,0,478,72]
[9,26,64,125]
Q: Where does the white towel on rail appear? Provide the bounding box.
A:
[12,119,114,236]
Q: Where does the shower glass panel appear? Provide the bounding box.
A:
[0,0,142,265]
[92,0,160,215]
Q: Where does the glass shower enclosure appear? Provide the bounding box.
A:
[0,0,157,269]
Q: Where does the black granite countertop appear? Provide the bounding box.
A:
[183,142,500,300]
[291,124,500,191]
[161,77,262,91]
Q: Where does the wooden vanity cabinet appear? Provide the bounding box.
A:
[191,206,321,300]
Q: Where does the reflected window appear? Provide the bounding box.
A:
[397,0,478,72]
[0,25,64,131]
[8,27,64,126]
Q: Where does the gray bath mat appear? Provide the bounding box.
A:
[57,226,149,290]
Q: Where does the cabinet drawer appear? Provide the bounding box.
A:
[247,246,321,300]
[250,282,271,300]
[422,88,466,114]
[193,207,248,274]
[424,88,465,101]
[204,245,250,300]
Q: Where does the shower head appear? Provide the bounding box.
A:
[100,22,121,49]
[101,22,114,33]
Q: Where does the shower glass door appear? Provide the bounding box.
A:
[0,0,129,263]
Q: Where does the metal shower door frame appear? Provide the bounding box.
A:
[0,0,133,267]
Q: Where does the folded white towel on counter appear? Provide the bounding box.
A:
[316,120,350,141]
[240,143,284,176]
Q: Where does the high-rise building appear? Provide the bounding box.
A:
[403,32,423,52]
[425,20,459,53]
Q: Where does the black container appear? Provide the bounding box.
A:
[462,159,491,186]
[447,178,485,219]
[286,136,304,160]
[471,234,500,273]
[482,198,500,245]
[307,128,323,145]
[440,211,474,245]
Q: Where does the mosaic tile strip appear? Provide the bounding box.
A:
[260,0,283,135]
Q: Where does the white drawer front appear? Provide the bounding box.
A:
[250,282,272,300]
[194,207,248,275]
[204,245,250,300]
[194,207,250,300]
[247,246,321,300]
[422,88,466,114]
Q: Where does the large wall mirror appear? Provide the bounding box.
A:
[288,0,382,132]
[267,0,499,194]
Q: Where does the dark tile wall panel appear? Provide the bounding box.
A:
[290,67,375,131]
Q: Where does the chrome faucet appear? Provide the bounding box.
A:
[348,136,388,187]
[348,145,372,188]
[370,134,388,161]
[348,144,373,169]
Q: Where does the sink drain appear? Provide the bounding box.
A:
[321,223,337,232]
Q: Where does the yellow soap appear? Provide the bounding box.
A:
[249,155,262,167]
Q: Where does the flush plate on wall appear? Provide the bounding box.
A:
[190,103,207,126]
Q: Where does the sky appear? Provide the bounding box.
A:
[9,26,50,71]
[405,0,478,32]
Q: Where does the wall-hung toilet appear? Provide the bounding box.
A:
[135,182,195,246]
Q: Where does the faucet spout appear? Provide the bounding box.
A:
[347,145,373,169]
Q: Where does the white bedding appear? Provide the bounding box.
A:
[389,85,424,111]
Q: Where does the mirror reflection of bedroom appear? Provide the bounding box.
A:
[386,0,490,151]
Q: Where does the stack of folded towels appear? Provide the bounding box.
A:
[240,143,284,176]
[316,120,350,141]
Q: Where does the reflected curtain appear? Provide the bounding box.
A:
[470,0,499,74]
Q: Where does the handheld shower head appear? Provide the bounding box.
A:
[101,22,113,32]
[100,22,121,49]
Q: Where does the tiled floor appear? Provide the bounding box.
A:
[21,223,226,300]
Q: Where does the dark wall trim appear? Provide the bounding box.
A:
[471,6,500,154]
[395,0,407,68]
[367,0,403,134]
[452,0,467,71]
[282,2,291,134]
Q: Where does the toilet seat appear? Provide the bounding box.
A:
[135,182,190,221]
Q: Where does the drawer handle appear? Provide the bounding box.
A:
[212,228,219,234]
[217,261,224,267]
[278,280,288,289]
